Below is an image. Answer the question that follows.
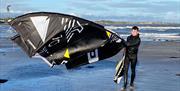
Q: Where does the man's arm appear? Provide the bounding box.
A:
[126,37,141,47]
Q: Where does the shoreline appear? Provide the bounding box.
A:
[0,38,180,91]
[1,38,180,61]
[1,20,180,26]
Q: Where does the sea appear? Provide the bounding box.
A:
[0,23,180,91]
[0,23,180,42]
[105,24,180,42]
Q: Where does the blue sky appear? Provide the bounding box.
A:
[0,0,180,23]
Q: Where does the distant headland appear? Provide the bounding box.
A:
[95,20,180,26]
[1,18,179,25]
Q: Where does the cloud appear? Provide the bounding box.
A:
[0,0,179,23]
[163,12,180,23]
[0,0,38,13]
[68,1,109,11]
[106,1,179,10]
[82,13,161,22]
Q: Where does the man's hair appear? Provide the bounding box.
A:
[132,26,139,31]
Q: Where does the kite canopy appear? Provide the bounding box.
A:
[10,12,124,69]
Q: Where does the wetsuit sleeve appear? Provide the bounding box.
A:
[126,37,141,47]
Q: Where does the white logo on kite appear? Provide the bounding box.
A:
[30,16,50,43]
[48,35,63,47]
[31,16,84,44]
[62,18,84,42]
[87,49,99,63]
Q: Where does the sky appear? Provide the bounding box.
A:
[0,0,180,23]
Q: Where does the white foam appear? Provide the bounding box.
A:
[140,33,180,38]
[120,33,180,41]
[105,26,180,30]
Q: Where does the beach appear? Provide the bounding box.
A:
[0,23,180,91]
[0,36,180,91]
[1,0,180,90]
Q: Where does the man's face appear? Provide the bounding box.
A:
[131,29,139,36]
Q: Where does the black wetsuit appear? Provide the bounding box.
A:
[123,34,141,88]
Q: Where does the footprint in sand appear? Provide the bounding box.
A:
[0,79,8,84]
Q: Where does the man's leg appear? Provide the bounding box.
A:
[123,57,130,88]
[130,57,137,86]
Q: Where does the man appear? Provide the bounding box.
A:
[122,26,141,90]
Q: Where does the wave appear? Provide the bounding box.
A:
[140,33,180,38]
[120,33,180,41]
[121,33,179,37]
[105,26,180,30]
[1,25,180,42]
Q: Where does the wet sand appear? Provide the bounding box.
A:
[0,40,180,91]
